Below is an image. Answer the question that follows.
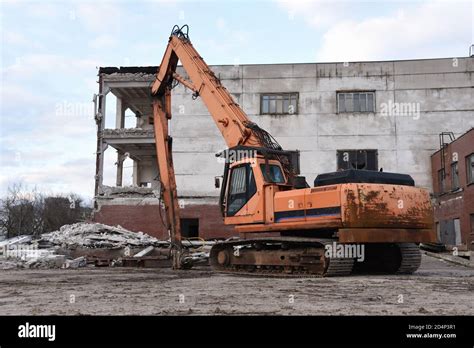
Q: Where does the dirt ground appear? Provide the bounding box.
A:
[0,254,472,315]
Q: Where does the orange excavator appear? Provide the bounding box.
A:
[151,25,436,276]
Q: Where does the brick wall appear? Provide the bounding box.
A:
[431,128,474,250]
[92,203,236,240]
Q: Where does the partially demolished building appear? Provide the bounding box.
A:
[93,66,233,240]
[92,58,474,245]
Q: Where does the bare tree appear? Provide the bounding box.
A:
[0,183,36,238]
[42,194,86,233]
[0,183,92,238]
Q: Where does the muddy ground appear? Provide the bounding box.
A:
[0,254,472,315]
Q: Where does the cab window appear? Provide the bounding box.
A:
[260,164,285,183]
[227,164,257,216]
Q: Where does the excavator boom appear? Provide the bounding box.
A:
[151,25,261,148]
[151,25,295,268]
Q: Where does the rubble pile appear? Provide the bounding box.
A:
[0,250,66,270]
[0,260,23,270]
[99,185,156,197]
[1,222,212,270]
[40,223,168,249]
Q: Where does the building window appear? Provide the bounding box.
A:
[470,214,474,236]
[438,169,445,193]
[337,150,378,171]
[453,218,461,245]
[451,162,459,190]
[439,218,462,246]
[466,153,474,184]
[180,218,199,238]
[337,92,375,113]
[261,93,298,115]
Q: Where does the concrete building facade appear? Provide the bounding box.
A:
[92,57,474,241]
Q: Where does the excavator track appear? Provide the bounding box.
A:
[396,243,422,274]
[352,242,422,275]
[210,238,422,277]
[210,237,354,277]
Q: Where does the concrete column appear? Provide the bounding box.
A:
[133,159,140,186]
[94,78,109,196]
[116,150,125,187]
[97,91,108,191]
[116,97,125,129]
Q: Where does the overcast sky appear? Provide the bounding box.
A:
[1,0,473,200]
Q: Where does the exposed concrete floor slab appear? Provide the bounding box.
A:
[0,254,472,315]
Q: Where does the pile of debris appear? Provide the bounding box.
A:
[0,222,213,270]
[40,222,168,249]
[99,185,157,197]
[0,241,66,270]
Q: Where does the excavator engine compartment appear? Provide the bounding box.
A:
[314,169,415,187]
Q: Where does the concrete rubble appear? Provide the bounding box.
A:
[0,235,32,250]
[0,222,213,270]
[0,252,66,270]
[133,245,155,257]
[102,128,154,137]
[40,222,167,249]
[62,256,87,269]
[99,185,155,197]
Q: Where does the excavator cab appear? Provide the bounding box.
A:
[217,146,292,219]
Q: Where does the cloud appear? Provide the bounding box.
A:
[2,1,60,18]
[75,2,123,33]
[0,84,55,109]
[24,2,60,18]
[321,2,471,61]
[2,31,30,46]
[89,34,119,49]
[278,0,472,62]
[1,52,99,199]
[2,54,98,80]
[195,20,250,59]
[1,157,96,197]
[216,17,226,30]
[278,0,348,28]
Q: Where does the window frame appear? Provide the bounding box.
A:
[336,149,378,171]
[451,161,460,190]
[260,164,286,184]
[260,93,299,115]
[438,168,446,194]
[337,91,375,113]
[226,164,257,217]
[466,153,474,185]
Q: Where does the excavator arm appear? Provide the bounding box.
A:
[151,25,283,268]
[151,88,184,269]
[151,25,262,148]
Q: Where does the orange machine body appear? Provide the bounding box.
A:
[223,159,435,243]
[151,26,436,265]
